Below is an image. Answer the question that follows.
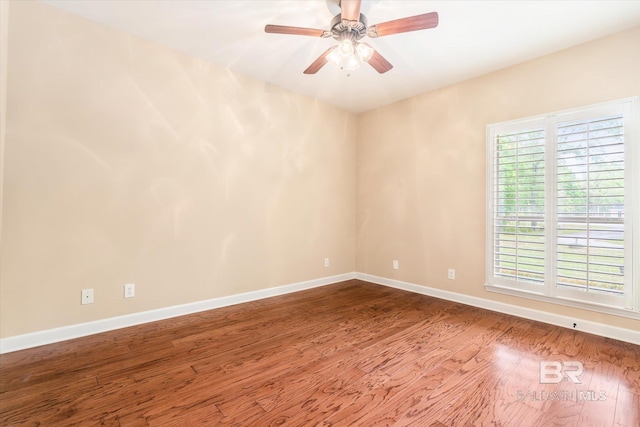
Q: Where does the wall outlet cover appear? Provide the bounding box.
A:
[81,289,94,305]
[124,283,135,298]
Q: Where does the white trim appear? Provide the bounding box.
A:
[488,97,640,128]
[485,123,496,289]
[629,97,640,312]
[0,273,355,354]
[355,272,640,346]
[486,96,639,311]
[3,271,638,353]
[545,114,557,299]
[485,283,640,320]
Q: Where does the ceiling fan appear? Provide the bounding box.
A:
[264,0,439,74]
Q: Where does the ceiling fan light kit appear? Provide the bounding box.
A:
[324,12,376,72]
[326,39,374,71]
[264,0,438,75]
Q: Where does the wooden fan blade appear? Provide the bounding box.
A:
[303,48,334,74]
[369,12,439,37]
[368,49,393,74]
[265,24,325,37]
[340,0,362,22]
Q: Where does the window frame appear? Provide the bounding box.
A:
[485,97,640,319]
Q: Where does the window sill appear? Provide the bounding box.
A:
[485,284,640,320]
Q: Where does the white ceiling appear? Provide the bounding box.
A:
[41,0,640,113]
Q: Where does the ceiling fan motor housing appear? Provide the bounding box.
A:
[330,13,368,42]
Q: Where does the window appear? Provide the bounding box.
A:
[486,98,639,316]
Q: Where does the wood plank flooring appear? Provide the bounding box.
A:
[1,279,639,426]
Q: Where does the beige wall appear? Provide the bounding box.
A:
[0,1,356,338]
[357,26,640,332]
[2,0,639,340]
[0,0,9,292]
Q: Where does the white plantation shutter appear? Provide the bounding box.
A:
[487,98,638,313]
[554,107,630,307]
[492,125,546,290]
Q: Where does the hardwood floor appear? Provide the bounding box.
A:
[1,280,639,426]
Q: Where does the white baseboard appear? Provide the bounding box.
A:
[0,273,356,354]
[355,273,640,346]
[3,271,637,353]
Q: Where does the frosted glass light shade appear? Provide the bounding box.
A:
[337,40,354,57]
[356,43,374,62]
[327,41,374,71]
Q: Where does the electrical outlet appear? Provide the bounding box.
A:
[393,260,399,270]
[324,258,330,267]
[448,269,456,280]
[81,289,94,305]
[124,283,135,298]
